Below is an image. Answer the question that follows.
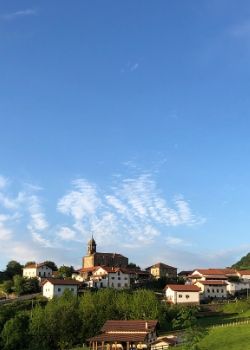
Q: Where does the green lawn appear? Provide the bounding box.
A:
[198,324,250,350]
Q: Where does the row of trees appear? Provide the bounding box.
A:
[0,288,201,350]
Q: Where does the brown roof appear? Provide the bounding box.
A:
[80,267,98,273]
[24,262,52,269]
[237,270,250,276]
[101,320,158,332]
[147,262,176,270]
[42,278,81,286]
[196,280,227,286]
[166,284,201,292]
[194,268,237,276]
[94,252,127,258]
[89,333,148,343]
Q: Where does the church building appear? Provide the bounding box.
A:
[82,236,129,269]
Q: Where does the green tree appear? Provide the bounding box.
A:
[44,261,58,271]
[5,261,22,279]
[1,312,30,350]
[24,261,36,267]
[23,277,40,294]
[30,290,81,350]
[172,306,198,330]
[13,275,25,296]
[57,265,74,278]
[2,280,13,295]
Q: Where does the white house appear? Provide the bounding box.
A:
[91,266,130,289]
[23,262,53,279]
[227,280,250,295]
[165,284,200,305]
[237,270,250,281]
[188,268,237,283]
[195,280,227,300]
[42,278,81,299]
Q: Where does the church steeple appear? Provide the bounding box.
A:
[87,234,96,255]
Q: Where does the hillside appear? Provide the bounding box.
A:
[232,252,250,270]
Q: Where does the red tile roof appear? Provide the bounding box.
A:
[194,268,236,276]
[101,320,158,332]
[166,284,201,292]
[196,280,227,286]
[147,262,177,270]
[237,270,250,276]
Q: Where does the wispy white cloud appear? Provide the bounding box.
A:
[230,20,250,38]
[0,176,8,189]
[57,179,101,221]
[121,62,139,73]
[57,174,204,247]
[1,9,37,21]
[57,226,76,241]
[0,172,206,269]
[27,195,48,231]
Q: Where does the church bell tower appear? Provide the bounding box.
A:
[87,235,96,255]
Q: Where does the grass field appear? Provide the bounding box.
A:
[198,324,250,350]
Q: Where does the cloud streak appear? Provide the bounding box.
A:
[1,9,37,21]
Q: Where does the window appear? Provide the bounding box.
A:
[212,289,215,293]
[38,272,41,276]
[111,277,115,280]
[178,294,183,298]
[117,283,121,288]
[217,289,219,293]
[221,289,224,293]
[124,277,127,280]
[207,289,210,293]
[118,271,120,276]
[118,277,121,280]
[58,288,61,292]
[185,295,190,299]
[71,288,74,291]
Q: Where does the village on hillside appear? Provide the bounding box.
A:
[19,236,250,302]
[1,237,250,350]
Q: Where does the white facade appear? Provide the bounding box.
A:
[227,281,250,295]
[195,281,227,299]
[91,267,130,289]
[42,280,79,299]
[23,264,52,279]
[165,285,200,305]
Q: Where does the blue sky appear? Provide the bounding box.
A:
[1,0,250,271]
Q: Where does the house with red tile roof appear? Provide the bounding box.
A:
[188,268,238,283]
[165,284,201,305]
[194,280,228,300]
[42,278,81,299]
[23,262,53,279]
[90,266,130,289]
[88,320,159,350]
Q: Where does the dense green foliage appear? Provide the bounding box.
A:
[232,252,250,270]
[0,288,186,350]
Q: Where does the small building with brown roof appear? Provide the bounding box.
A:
[23,262,53,279]
[42,278,81,299]
[88,320,159,350]
[146,263,177,280]
[165,284,200,305]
